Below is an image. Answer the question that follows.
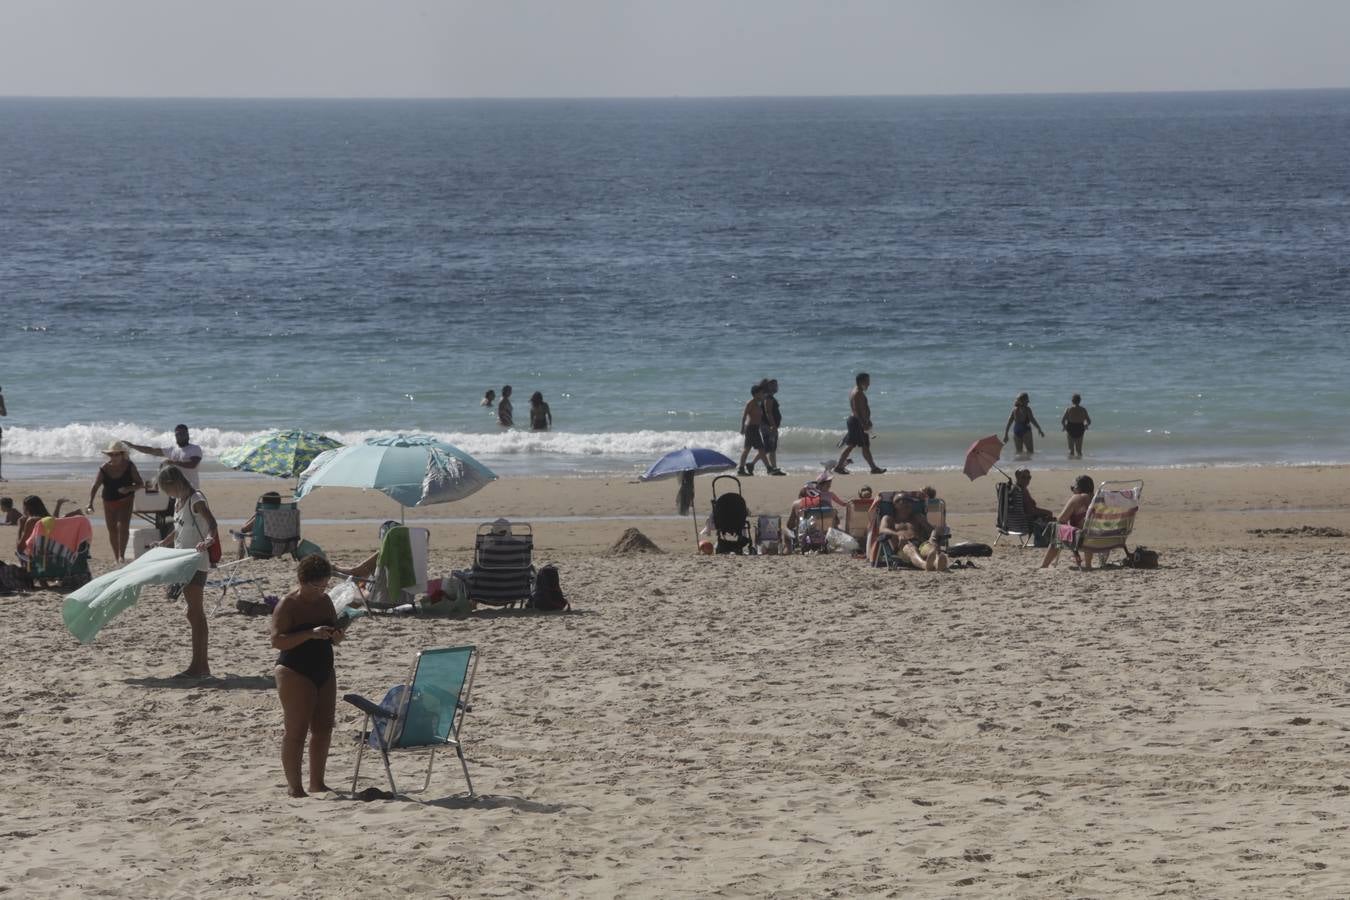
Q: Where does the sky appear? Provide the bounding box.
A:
[2,0,1348,99]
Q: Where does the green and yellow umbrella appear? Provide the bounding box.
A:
[219,429,343,479]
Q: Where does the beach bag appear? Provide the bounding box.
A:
[1125,546,1160,569]
[0,562,32,595]
[948,541,993,558]
[185,493,223,567]
[529,564,569,611]
[825,527,859,554]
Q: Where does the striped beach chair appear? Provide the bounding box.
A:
[1054,480,1143,565]
[465,519,534,608]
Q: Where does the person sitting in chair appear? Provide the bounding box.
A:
[1040,474,1096,569]
[877,494,949,571]
[786,471,847,537]
[1013,467,1057,544]
[232,491,284,560]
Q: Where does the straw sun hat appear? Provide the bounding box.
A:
[102,440,129,455]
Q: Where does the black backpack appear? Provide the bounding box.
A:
[529,564,569,611]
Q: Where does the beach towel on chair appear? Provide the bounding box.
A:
[26,515,94,566]
[378,526,417,599]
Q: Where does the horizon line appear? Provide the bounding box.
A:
[2,85,1349,102]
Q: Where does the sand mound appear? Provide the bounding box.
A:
[1246,525,1346,537]
[610,528,663,555]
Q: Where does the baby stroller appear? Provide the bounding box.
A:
[710,475,753,555]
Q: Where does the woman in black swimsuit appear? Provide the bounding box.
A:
[271,554,345,797]
[87,440,144,563]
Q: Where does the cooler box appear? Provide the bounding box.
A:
[132,527,161,559]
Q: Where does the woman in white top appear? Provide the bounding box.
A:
[156,464,220,679]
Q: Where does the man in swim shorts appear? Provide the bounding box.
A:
[737,384,774,476]
[834,373,885,476]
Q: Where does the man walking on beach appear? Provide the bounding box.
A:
[835,373,886,476]
[127,424,204,488]
[760,379,786,476]
[737,384,774,476]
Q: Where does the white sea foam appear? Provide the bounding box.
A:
[3,422,835,462]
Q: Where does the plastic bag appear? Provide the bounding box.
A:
[329,578,364,615]
[825,527,859,553]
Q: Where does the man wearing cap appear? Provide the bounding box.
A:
[127,424,204,489]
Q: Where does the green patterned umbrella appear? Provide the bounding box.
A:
[219,429,343,479]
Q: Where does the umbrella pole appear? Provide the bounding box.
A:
[691,504,700,549]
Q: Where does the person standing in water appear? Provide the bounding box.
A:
[529,392,553,431]
[497,385,513,428]
[1061,394,1092,458]
[480,389,496,408]
[834,373,885,476]
[1003,392,1045,458]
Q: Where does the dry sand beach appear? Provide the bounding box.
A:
[4,465,1350,897]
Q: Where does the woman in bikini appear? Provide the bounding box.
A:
[272,554,345,797]
[1003,392,1045,458]
[528,391,553,431]
[86,441,144,563]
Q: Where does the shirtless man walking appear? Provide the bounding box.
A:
[737,384,773,477]
[834,373,886,476]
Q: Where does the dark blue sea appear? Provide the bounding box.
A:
[3,91,1349,477]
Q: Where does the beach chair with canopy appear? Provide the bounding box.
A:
[994,479,1036,547]
[343,645,479,797]
[464,519,534,607]
[1050,480,1144,566]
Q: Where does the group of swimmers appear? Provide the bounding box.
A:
[481,386,553,432]
[1004,392,1093,459]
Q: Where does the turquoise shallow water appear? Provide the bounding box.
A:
[3,91,1349,478]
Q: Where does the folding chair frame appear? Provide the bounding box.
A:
[347,646,479,798]
[993,480,1034,548]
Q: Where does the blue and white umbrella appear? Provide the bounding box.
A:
[295,434,496,512]
[639,447,736,483]
[640,447,737,543]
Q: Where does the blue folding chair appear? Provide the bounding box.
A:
[343,645,479,797]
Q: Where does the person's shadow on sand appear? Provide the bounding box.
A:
[124,674,276,691]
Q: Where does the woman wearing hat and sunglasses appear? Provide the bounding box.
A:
[87,440,144,563]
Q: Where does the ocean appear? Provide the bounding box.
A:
[3,91,1349,480]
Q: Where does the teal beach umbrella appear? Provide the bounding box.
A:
[294,434,497,511]
[219,429,343,478]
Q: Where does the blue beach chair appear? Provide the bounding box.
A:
[343,645,479,797]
